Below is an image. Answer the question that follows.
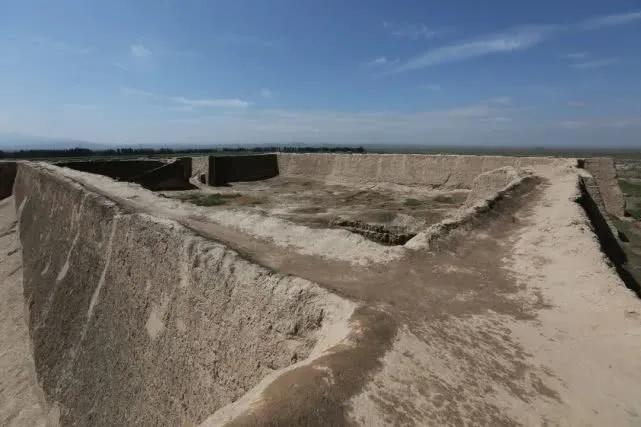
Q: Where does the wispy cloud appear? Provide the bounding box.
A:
[383,21,443,40]
[365,56,398,67]
[120,87,250,109]
[112,62,129,71]
[20,36,91,55]
[419,84,441,91]
[387,9,641,74]
[568,101,586,107]
[141,98,518,145]
[565,52,588,59]
[216,33,276,48]
[391,25,556,73]
[260,88,274,99]
[170,96,250,109]
[559,120,590,129]
[581,11,641,29]
[61,103,98,111]
[570,58,617,69]
[120,87,155,97]
[487,96,512,106]
[130,44,152,58]
[558,116,641,129]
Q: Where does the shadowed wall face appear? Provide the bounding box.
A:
[208,155,279,186]
[59,159,194,191]
[0,162,17,199]
[57,160,164,181]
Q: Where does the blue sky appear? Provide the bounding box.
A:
[1,0,641,147]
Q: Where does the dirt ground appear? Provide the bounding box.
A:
[161,176,467,238]
[0,197,58,426]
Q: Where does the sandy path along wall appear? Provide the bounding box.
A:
[13,162,353,426]
[277,153,568,189]
[0,196,58,426]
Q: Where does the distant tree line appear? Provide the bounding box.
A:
[220,146,365,153]
[0,145,365,159]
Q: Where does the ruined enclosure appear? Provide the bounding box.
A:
[1,153,641,426]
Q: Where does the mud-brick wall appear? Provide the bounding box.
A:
[208,154,278,185]
[13,162,341,426]
[0,162,17,199]
[277,153,569,189]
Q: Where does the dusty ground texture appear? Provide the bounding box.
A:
[161,176,468,243]
[3,154,641,426]
[0,196,57,426]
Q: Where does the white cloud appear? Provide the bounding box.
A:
[170,96,250,108]
[365,56,397,67]
[387,9,641,73]
[487,96,512,106]
[120,87,155,97]
[391,25,556,73]
[419,84,441,91]
[216,33,276,48]
[557,116,641,129]
[113,62,128,71]
[120,87,250,109]
[383,22,442,40]
[130,44,152,58]
[61,104,98,111]
[480,116,512,123]
[565,52,587,59]
[559,120,590,129]
[260,88,274,99]
[581,11,641,29]
[570,58,617,69]
[28,36,91,55]
[567,101,586,107]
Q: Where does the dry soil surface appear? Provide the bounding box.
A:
[0,196,58,426]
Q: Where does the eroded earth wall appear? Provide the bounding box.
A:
[13,162,347,426]
[583,157,626,217]
[277,153,566,188]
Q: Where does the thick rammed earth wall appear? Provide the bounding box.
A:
[277,153,567,189]
[583,157,626,218]
[14,162,342,426]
